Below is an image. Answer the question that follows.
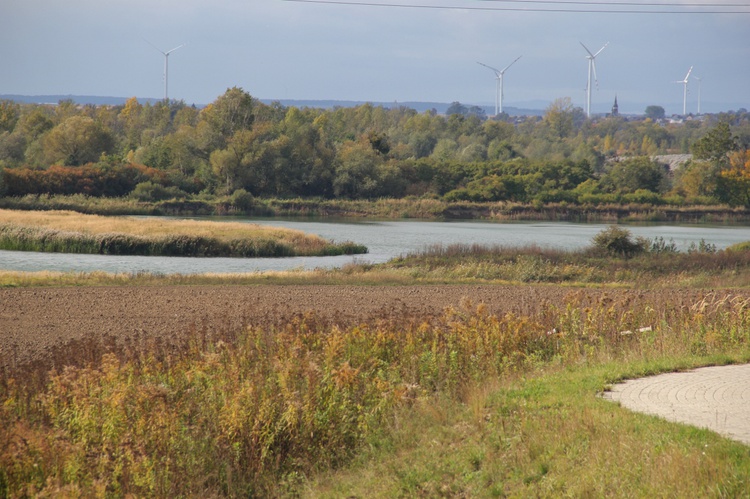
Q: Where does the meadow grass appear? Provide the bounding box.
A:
[2,291,750,496]
[382,243,750,288]
[0,209,366,257]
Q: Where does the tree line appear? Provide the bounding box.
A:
[0,88,748,206]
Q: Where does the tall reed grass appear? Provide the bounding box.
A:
[0,210,367,257]
[2,291,749,496]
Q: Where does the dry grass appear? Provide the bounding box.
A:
[0,209,366,257]
[0,209,325,248]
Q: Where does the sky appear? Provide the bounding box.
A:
[1,0,749,115]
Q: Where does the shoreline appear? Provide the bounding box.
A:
[2,195,749,223]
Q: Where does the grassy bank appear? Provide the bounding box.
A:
[2,290,750,496]
[2,194,749,222]
[0,209,366,257]
[5,237,747,288]
[380,242,750,288]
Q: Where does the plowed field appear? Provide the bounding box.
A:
[3,285,746,369]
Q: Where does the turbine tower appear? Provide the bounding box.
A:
[674,66,693,116]
[694,75,702,114]
[580,41,608,118]
[477,56,522,115]
[145,39,185,102]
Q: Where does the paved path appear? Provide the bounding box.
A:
[602,364,750,446]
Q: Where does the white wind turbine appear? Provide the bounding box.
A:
[693,75,702,114]
[674,66,693,116]
[477,56,522,115]
[145,39,185,102]
[580,41,608,118]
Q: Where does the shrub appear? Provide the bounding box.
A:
[590,226,647,258]
[130,181,186,202]
[230,188,254,211]
[687,239,717,254]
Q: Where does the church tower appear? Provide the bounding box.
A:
[611,95,619,117]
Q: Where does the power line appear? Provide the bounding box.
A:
[282,0,750,14]
[479,0,749,6]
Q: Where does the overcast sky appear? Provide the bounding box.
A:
[1,0,748,114]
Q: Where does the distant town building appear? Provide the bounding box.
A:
[611,95,619,117]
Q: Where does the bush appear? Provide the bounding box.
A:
[230,188,255,211]
[130,181,187,202]
[591,226,647,258]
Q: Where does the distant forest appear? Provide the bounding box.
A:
[0,88,749,207]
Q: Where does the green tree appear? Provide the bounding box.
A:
[644,105,665,120]
[201,87,255,148]
[602,157,667,194]
[691,122,737,165]
[43,116,114,166]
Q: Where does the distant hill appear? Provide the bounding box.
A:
[5,94,743,117]
[0,94,164,106]
[0,94,545,116]
[259,99,546,117]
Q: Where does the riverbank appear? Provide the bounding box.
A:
[0,209,366,257]
[2,194,749,223]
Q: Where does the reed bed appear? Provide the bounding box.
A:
[2,291,749,496]
[0,210,366,257]
[384,242,750,287]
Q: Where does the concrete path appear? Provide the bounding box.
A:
[602,364,750,446]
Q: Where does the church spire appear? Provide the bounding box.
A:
[611,95,619,117]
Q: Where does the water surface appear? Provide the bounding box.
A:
[1,220,748,274]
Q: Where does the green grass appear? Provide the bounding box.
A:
[305,357,750,498]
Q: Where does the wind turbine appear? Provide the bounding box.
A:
[145,39,185,102]
[477,56,522,115]
[693,75,702,114]
[580,41,608,118]
[674,66,693,116]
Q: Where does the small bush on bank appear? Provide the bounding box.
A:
[591,226,647,258]
[130,181,187,202]
[229,188,255,211]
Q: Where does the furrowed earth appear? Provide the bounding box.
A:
[4,284,748,371]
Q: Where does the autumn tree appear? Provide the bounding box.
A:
[0,100,20,133]
[544,97,575,139]
[719,150,750,206]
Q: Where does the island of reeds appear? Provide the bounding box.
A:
[0,209,366,257]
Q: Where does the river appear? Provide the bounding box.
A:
[1,219,748,275]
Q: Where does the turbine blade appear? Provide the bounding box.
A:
[143,37,166,55]
[166,44,185,55]
[500,55,522,74]
[593,42,609,58]
[579,42,595,58]
[684,66,693,80]
[477,61,501,76]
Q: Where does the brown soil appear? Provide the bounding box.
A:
[2,285,743,370]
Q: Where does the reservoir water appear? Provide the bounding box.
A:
[1,219,749,275]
